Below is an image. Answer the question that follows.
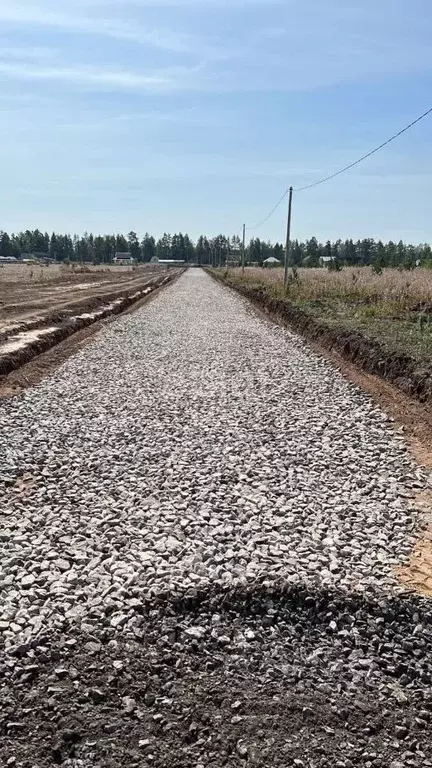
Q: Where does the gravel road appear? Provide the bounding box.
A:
[1,269,431,766]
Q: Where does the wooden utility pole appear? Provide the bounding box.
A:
[284,186,293,288]
[242,224,246,272]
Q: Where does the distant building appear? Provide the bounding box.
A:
[263,256,282,268]
[114,252,135,266]
[319,256,334,267]
[0,256,19,264]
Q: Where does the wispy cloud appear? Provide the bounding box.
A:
[3,0,430,95]
[0,2,194,54]
[0,61,175,90]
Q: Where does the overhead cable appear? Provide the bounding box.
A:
[245,105,432,230]
[294,105,432,191]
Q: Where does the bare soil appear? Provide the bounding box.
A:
[0,264,165,335]
[399,491,432,599]
[1,587,431,768]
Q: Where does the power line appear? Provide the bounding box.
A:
[294,105,432,192]
[247,188,289,231]
[245,105,432,232]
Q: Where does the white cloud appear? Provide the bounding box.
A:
[0,2,194,54]
[0,61,175,89]
[1,0,430,95]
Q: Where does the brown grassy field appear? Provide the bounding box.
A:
[231,266,432,307]
[224,266,432,366]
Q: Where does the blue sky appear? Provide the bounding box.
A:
[1,0,432,242]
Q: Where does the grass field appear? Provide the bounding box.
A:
[224,267,432,366]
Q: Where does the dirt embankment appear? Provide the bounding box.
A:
[0,271,182,379]
[213,273,432,405]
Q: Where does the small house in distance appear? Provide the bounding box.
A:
[0,256,19,264]
[319,256,335,267]
[263,256,281,268]
[114,252,135,266]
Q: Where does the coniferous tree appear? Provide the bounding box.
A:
[141,234,156,262]
[127,231,141,261]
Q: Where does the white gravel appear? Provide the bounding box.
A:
[0,269,426,647]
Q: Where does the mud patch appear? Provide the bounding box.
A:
[398,533,432,598]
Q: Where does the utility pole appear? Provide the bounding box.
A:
[242,224,246,273]
[284,187,293,289]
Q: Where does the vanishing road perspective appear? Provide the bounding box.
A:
[1,270,431,766]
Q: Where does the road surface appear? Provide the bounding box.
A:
[0,270,430,766]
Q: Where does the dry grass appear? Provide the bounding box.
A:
[230,267,432,312]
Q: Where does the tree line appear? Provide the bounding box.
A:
[0,230,240,265]
[249,237,432,270]
[0,229,431,269]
